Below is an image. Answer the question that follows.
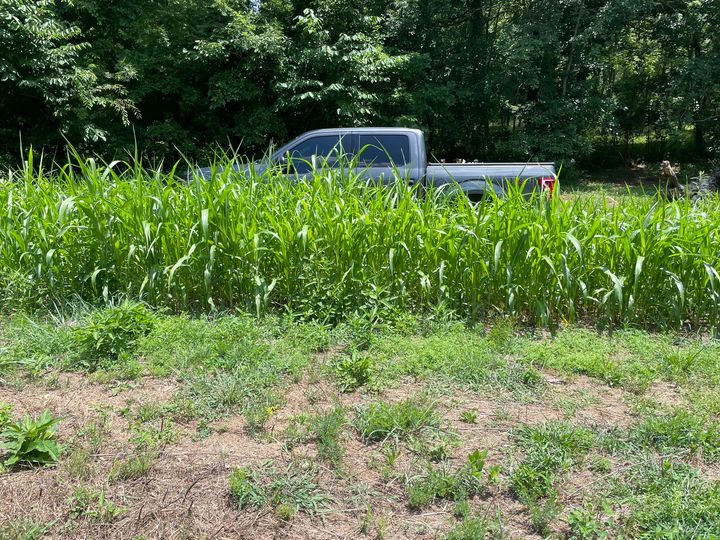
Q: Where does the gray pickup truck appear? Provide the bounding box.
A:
[198,127,556,199]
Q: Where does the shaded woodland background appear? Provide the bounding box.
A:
[1,0,718,169]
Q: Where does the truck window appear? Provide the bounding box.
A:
[285,135,349,173]
[357,134,410,166]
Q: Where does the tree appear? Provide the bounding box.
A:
[0,0,134,151]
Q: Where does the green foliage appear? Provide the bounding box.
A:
[333,352,372,391]
[0,518,49,540]
[311,406,346,466]
[1,410,62,467]
[405,449,489,509]
[0,0,134,149]
[634,408,720,461]
[228,460,330,516]
[356,396,444,444]
[2,161,720,335]
[72,301,155,369]
[1,0,719,163]
[68,486,125,522]
[510,421,595,501]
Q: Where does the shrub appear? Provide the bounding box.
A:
[1,410,62,467]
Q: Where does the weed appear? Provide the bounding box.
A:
[134,401,172,424]
[108,449,156,482]
[634,408,720,460]
[567,507,610,539]
[460,409,477,424]
[280,414,311,452]
[441,516,489,540]
[76,413,111,452]
[0,518,49,540]
[359,505,374,535]
[63,447,96,480]
[660,347,705,381]
[311,406,346,466]
[178,336,304,423]
[68,486,125,522]
[274,503,295,521]
[509,421,594,501]
[364,329,547,394]
[453,499,471,519]
[1,409,62,467]
[0,316,75,375]
[405,449,488,509]
[333,352,372,391]
[588,455,612,474]
[130,422,176,449]
[356,396,444,444]
[244,395,281,434]
[375,516,388,539]
[0,401,13,429]
[427,442,450,462]
[527,492,562,536]
[382,442,401,467]
[72,301,155,370]
[486,318,514,350]
[228,459,331,515]
[611,459,720,537]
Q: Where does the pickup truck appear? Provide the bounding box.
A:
[197,127,556,200]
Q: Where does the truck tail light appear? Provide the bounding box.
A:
[538,176,556,196]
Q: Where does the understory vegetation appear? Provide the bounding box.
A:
[1,306,720,538]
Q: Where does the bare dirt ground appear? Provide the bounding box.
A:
[0,355,671,540]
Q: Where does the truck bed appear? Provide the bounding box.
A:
[426,162,556,197]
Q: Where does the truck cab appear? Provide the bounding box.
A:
[271,127,426,184]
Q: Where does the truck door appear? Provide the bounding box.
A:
[354,133,414,185]
[279,134,352,180]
